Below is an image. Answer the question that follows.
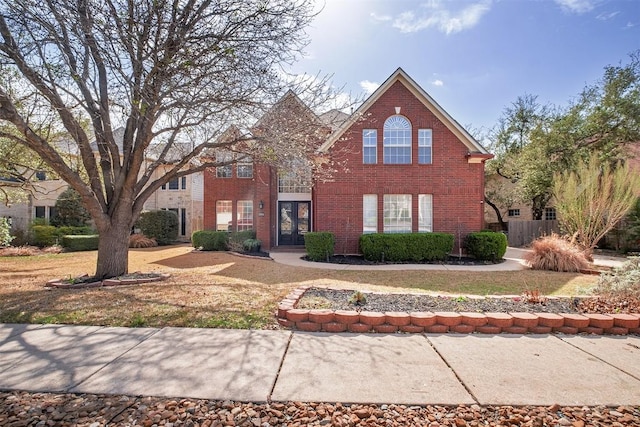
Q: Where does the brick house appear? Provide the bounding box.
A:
[203,68,493,253]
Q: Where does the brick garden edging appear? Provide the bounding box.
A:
[45,272,171,289]
[276,286,640,336]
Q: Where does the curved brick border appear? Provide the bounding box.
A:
[45,272,171,289]
[276,286,640,336]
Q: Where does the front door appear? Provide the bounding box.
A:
[278,201,310,245]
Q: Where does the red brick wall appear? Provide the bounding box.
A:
[203,163,276,249]
[314,81,487,254]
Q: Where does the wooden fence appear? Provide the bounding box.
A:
[507,220,560,247]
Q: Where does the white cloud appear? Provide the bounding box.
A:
[431,79,444,87]
[360,80,380,95]
[554,0,596,14]
[370,12,392,22]
[596,11,619,20]
[391,0,491,35]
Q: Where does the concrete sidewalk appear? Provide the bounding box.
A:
[1,323,639,406]
[269,247,625,271]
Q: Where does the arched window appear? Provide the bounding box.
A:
[383,115,411,164]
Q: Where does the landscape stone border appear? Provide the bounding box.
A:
[276,286,640,336]
[45,273,171,289]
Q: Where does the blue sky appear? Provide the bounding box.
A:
[290,0,640,132]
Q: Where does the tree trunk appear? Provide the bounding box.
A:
[95,220,132,279]
[484,197,508,231]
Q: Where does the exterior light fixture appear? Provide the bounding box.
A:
[259,200,264,210]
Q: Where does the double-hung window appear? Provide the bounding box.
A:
[237,200,253,231]
[363,129,377,164]
[237,156,253,178]
[418,129,432,164]
[216,151,232,178]
[383,194,412,233]
[383,116,411,164]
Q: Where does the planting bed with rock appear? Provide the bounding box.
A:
[1,391,639,426]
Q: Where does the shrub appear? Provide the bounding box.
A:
[243,238,262,252]
[61,235,99,251]
[523,234,590,272]
[228,230,256,252]
[192,230,228,251]
[129,234,158,248]
[359,233,454,262]
[465,231,508,261]
[0,217,13,247]
[594,257,640,299]
[57,226,94,236]
[31,225,58,247]
[137,210,178,245]
[305,232,335,261]
[51,187,91,227]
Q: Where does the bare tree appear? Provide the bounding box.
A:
[553,154,640,251]
[0,0,345,278]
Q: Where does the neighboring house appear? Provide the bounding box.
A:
[204,68,493,253]
[1,130,204,242]
[0,173,67,236]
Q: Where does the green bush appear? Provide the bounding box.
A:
[30,224,96,247]
[464,231,507,261]
[359,233,454,262]
[228,230,256,251]
[304,232,335,261]
[243,238,262,252]
[192,230,228,251]
[61,235,99,251]
[51,187,91,227]
[31,225,58,247]
[0,217,13,247]
[137,210,178,245]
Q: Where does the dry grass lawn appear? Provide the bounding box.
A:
[0,244,598,329]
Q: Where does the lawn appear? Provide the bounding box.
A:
[0,244,599,329]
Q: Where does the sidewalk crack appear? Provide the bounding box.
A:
[267,331,293,404]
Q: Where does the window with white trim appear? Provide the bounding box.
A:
[363,194,377,234]
[383,194,412,233]
[237,156,253,178]
[216,200,232,231]
[383,116,411,164]
[162,176,187,190]
[508,209,520,217]
[418,129,432,164]
[216,151,232,178]
[363,129,377,164]
[418,194,433,232]
[237,200,253,231]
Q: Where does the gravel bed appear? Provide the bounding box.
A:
[298,288,582,313]
[2,391,639,426]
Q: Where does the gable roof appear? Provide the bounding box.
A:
[318,67,491,158]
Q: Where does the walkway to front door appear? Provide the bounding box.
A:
[278,201,310,245]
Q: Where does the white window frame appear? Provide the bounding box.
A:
[237,200,254,231]
[418,129,432,165]
[363,194,377,234]
[363,129,377,164]
[216,200,232,231]
[237,156,253,178]
[383,115,412,164]
[383,194,412,233]
[418,194,433,232]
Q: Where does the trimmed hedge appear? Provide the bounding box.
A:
[137,210,178,245]
[61,235,99,252]
[304,232,335,262]
[464,231,507,261]
[192,230,228,251]
[243,238,262,252]
[30,225,92,247]
[359,233,454,262]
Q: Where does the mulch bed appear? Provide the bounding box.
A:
[306,254,504,265]
[297,288,640,315]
